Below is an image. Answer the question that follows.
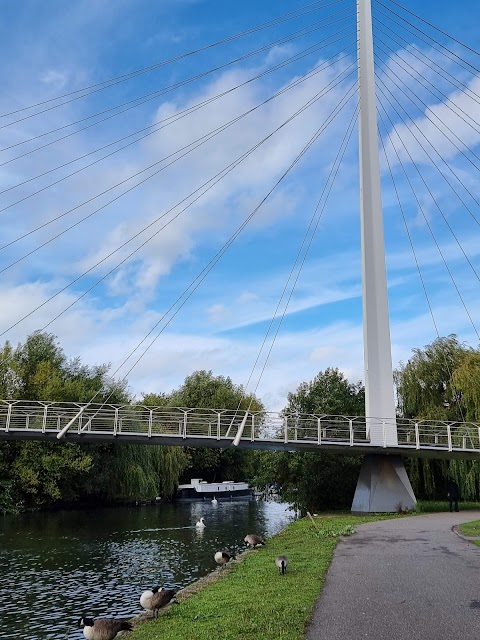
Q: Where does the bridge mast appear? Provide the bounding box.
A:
[353,0,416,511]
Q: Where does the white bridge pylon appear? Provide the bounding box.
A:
[1,401,480,460]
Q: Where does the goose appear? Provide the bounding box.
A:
[275,555,288,575]
[196,517,206,528]
[214,550,233,568]
[211,496,218,505]
[139,586,177,617]
[78,617,132,640]
[244,534,265,548]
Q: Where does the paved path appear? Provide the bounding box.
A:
[306,511,480,640]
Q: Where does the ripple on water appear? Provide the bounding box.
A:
[0,500,294,639]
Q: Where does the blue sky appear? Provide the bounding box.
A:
[1,0,480,410]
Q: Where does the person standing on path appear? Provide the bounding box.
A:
[447,479,460,512]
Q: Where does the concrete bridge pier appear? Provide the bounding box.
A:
[351,454,417,513]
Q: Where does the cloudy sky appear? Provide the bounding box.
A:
[1,0,480,410]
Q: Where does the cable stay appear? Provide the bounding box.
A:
[377,120,468,423]
[376,99,480,341]
[374,72,480,228]
[0,41,357,206]
[374,37,480,136]
[51,89,357,419]
[0,78,358,336]
[373,1,480,78]
[0,0,348,120]
[0,7,354,136]
[374,20,480,106]
[376,55,480,173]
[0,61,357,253]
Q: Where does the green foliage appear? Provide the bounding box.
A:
[0,332,187,510]
[285,367,365,416]
[397,336,480,502]
[143,370,263,483]
[252,369,365,513]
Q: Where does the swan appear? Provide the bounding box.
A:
[196,517,206,528]
[211,496,218,505]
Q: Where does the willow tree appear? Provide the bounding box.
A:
[143,370,264,483]
[395,335,480,501]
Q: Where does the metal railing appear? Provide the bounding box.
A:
[1,400,480,455]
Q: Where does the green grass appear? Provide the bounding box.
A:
[130,514,392,640]
[416,500,480,513]
[458,520,480,537]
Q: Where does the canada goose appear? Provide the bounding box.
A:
[211,496,218,505]
[139,586,177,617]
[214,550,233,567]
[275,555,288,575]
[78,617,132,640]
[244,534,265,548]
[196,517,206,528]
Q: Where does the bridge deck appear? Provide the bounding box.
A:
[2,401,480,459]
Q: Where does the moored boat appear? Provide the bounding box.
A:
[176,478,253,502]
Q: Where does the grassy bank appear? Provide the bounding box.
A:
[416,500,480,513]
[130,514,392,640]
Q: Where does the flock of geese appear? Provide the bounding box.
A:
[77,512,288,640]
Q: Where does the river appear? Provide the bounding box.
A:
[0,499,294,639]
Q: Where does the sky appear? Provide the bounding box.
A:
[1,0,480,411]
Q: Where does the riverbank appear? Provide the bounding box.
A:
[129,514,393,640]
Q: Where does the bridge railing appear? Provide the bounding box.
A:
[1,400,480,454]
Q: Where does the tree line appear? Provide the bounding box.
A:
[1,332,480,514]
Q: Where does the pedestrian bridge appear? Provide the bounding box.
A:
[1,400,480,460]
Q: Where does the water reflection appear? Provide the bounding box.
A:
[0,501,294,640]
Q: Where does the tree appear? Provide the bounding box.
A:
[252,369,365,513]
[0,332,187,510]
[395,336,480,501]
[144,370,264,483]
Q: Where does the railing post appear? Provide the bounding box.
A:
[317,418,322,445]
[251,415,255,442]
[26,415,30,429]
[183,411,188,439]
[382,421,386,447]
[284,416,288,444]
[217,412,221,440]
[5,403,12,432]
[415,422,420,450]
[148,410,153,438]
[447,424,452,452]
[462,435,467,449]
[349,419,354,446]
[478,425,480,450]
[42,405,48,433]
[113,408,119,437]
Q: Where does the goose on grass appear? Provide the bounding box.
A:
[275,555,288,575]
[244,534,265,548]
[140,586,177,617]
[214,551,233,568]
[78,617,132,640]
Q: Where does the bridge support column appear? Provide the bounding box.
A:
[351,454,416,513]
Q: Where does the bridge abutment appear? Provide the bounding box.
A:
[351,454,416,513]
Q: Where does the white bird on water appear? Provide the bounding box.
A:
[196,517,206,528]
[211,496,218,505]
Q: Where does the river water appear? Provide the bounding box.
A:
[0,499,294,640]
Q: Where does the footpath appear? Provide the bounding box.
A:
[306,511,480,640]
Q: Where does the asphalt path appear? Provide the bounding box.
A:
[306,511,480,640]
